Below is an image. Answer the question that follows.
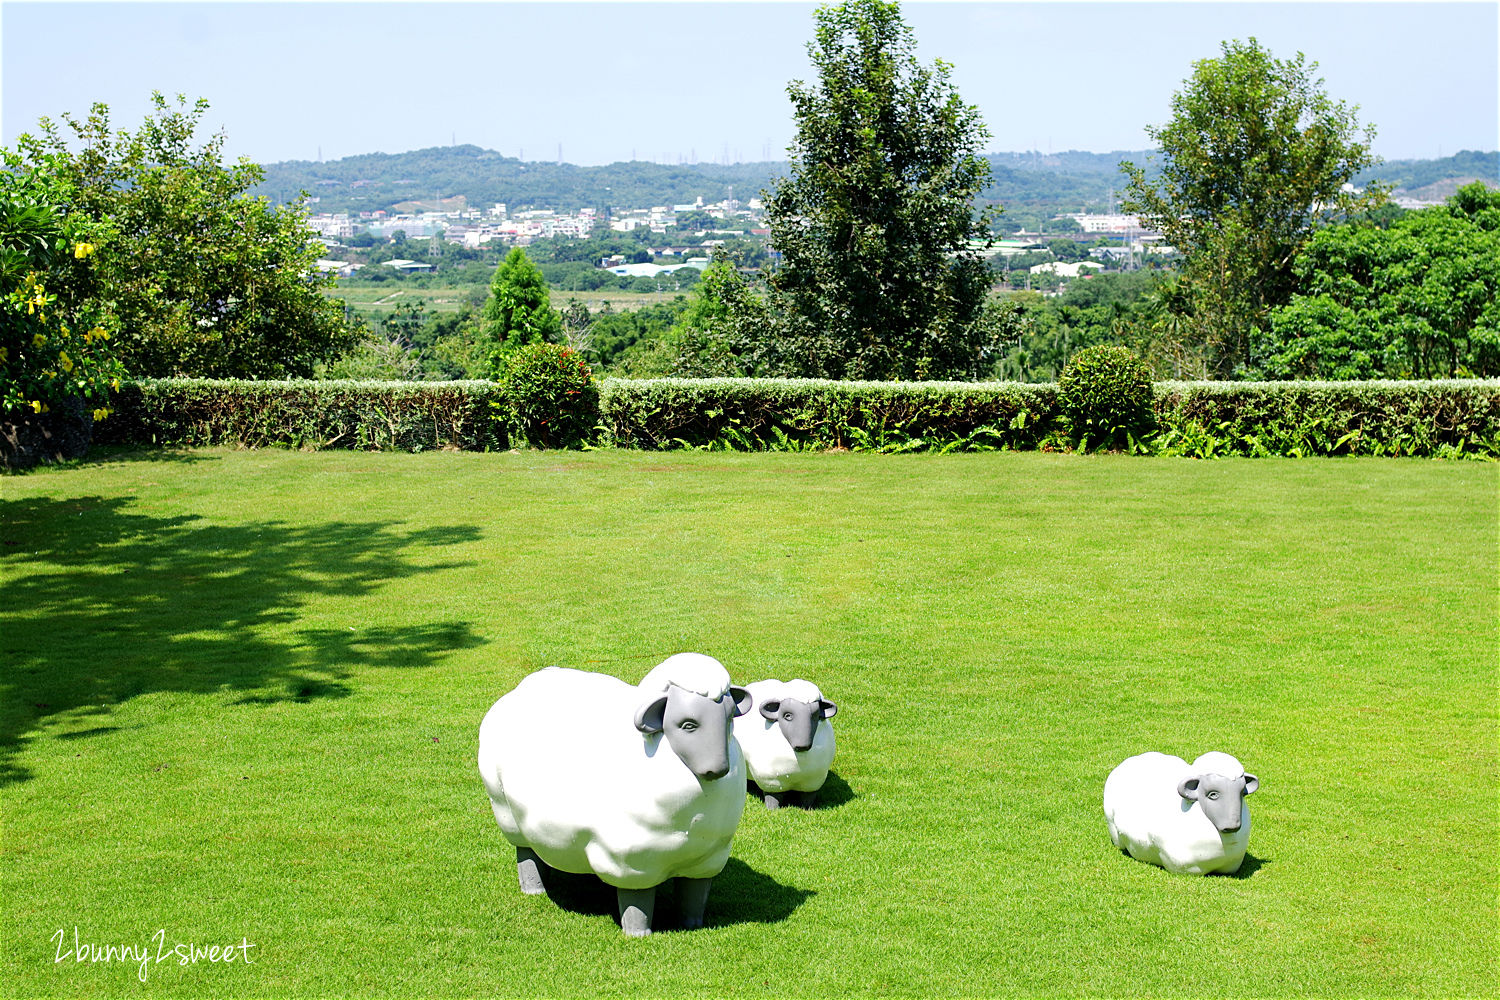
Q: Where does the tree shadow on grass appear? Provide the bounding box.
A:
[536,857,816,932]
[0,494,485,785]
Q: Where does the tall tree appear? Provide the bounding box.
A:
[758,0,997,380]
[4,93,356,378]
[1120,39,1385,378]
[478,247,561,376]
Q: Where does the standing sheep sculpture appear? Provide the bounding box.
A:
[1102,751,1259,875]
[733,678,837,809]
[477,653,753,936]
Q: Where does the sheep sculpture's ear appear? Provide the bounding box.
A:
[634,694,669,735]
[1177,776,1202,802]
[729,686,753,718]
[1242,774,1259,795]
[759,699,781,721]
[818,699,838,720]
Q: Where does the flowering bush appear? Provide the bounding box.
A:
[1,183,124,464]
[499,342,599,449]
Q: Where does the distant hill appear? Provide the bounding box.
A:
[253,145,1157,216]
[253,146,786,215]
[253,144,1496,218]
[1356,150,1499,193]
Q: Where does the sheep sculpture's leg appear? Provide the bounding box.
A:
[617,887,656,937]
[798,789,820,809]
[677,877,713,930]
[763,791,783,810]
[516,847,548,896]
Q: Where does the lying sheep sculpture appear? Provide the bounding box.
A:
[1102,751,1259,875]
[733,678,837,809]
[477,653,752,936]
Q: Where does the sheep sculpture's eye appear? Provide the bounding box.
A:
[680,721,698,731]
[1206,790,1220,800]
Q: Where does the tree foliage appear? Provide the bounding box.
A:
[4,93,356,378]
[1121,39,1385,377]
[1259,183,1500,379]
[477,247,562,375]
[0,178,123,418]
[755,0,997,380]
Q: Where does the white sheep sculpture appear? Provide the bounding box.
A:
[732,678,837,809]
[1102,750,1259,875]
[477,653,752,936]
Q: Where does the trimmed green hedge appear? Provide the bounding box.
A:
[91,376,1500,460]
[1152,380,1500,459]
[597,378,1059,452]
[96,379,508,452]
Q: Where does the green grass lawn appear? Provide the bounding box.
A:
[1,449,1495,997]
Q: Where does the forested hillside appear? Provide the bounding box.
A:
[1354,149,1499,192]
[253,144,1496,221]
[253,145,1159,216]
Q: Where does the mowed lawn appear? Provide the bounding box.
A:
[1,449,1494,998]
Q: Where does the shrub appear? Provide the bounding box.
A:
[500,343,599,449]
[1057,345,1155,450]
[1152,380,1500,459]
[596,378,1061,452]
[1,179,123,468]
[91,376,1500,460]
[97,379,506,452]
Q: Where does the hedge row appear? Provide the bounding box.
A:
[1151,380,1500,459]
[597,378,1061,452]
[95,379,509,452]
[89,376,1500,459]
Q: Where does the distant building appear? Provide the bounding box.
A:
[604,259,710,279]
[314,259,360,277]
[383,258,433,271]
[309,214,355,240]
[1393,196,1444,210]
[1029,260,1104,277]
[1063,213,1156,235]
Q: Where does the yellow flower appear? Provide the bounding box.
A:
[92,407,112,422]
[73,242,96,259]
[31,332,47,348]
[110,377,121,391]
[58,351,74,373]
[29,400,42,414]
[91,326,110,341]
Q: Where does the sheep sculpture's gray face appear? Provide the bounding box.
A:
[635,684,753,780]
[1178,772,1259,833]
[759,697,838,752]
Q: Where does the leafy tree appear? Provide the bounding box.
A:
[755,0,997,380]
[477,247,561,375]
[1258,183,1500,379]
[4,93,357,378]
[1121,39,1386,377]
[0,176,123,425]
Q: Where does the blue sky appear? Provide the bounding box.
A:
[3,1,1496,166]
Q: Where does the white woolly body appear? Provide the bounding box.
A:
[1102,751,1251,876]
[733,679,836,794]
[477,665,747,890]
